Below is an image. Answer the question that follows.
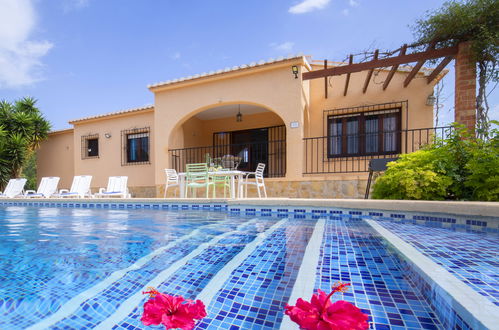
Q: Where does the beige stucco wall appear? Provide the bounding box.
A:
[306,63,435,135]
[180,111,284,148]
[37,130,75,189]
[37,56,443,198]
[71,110,155,191]
[301,63,437,177]
[152,58,308,186]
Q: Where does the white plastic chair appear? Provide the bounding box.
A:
[164,169,179,198]
[94,176,130,198]
[241,163,267,198]
[24,177,60,198]
[56,175,93,198]
[0,178,27,198]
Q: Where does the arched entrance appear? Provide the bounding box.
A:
[168,103,286,177]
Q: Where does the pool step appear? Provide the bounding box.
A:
[105,218,286,329]
[27,217,254,330]
[367,220,499,330]
[279,218,326,330]
[311,217,445,329]
[197,218,317,329]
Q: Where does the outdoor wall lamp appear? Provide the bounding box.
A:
[236,104,243,122]
[292,65,299,79]
[104,133,112,138]
[426,93,436,106]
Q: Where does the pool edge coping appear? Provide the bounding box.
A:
[366,219,499,330]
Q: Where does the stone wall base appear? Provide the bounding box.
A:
[263,179,368,199]
[129,186,157,198]
[147,179,368,199]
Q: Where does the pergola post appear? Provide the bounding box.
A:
[454,41,476,133]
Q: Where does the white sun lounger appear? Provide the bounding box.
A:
[24,177,60,198]
[0,178,27,198]
[94,176,130,198]
[54,175,93,198]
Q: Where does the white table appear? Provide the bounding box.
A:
[178,170,247,199]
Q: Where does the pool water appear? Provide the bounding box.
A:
[0,206,492,329]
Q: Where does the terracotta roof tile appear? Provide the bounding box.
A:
[69,105,154,124]
[148,54,310,89]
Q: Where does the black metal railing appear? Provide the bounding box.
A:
[303,126,453,174]
[169,139,286,177]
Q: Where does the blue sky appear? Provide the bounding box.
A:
[0,0,497,130]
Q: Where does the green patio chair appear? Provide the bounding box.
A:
[185,163,212,198]
[209,173,231,198]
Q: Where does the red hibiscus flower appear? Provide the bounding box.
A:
[285,282,369,330]
[141,288,207,330]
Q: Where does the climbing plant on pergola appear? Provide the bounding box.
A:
[412,0,499,138]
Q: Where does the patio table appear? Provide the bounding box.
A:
[178,170,247,199]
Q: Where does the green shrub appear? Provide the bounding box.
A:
[464,126,499,201]
[372,150,453,200]
[372,123,499,201]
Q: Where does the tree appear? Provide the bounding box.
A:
[412,0,499,138]
[0,97,51,190]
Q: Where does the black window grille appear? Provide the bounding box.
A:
[121,127,150,165]
[81,134,99,159]
[327,108,401,158]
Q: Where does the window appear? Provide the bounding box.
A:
[81,134,99,159]
[327,109,400,157]
[122,128,150,165]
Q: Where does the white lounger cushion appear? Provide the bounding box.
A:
[55,175,92,198]
[94,176,130,198]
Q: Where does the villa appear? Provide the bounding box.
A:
[37,54,447,198]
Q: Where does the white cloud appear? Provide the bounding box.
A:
[0,0,53,88]
[341,8,349,16]
[270,41,295,52]
[348,0,359,7]
[289,0,331,14]
[171,52,181,60]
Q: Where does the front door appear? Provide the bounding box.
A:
[231,128,269,174]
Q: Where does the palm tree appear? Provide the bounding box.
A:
[0,97,51,190]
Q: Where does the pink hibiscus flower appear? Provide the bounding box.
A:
[285,282,369,330]
[141,288,207,330]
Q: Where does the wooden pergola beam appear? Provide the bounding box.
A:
[362,49,378,93]
[403,43,436,88]
[302,45,458,80]
[343,55,353,96]
[427,56,453,84]
[383,45,407,90]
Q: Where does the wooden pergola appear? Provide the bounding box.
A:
[303,43,458,98]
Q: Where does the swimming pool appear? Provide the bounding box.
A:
[0,202,497,329]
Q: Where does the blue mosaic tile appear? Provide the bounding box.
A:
[314,217,444,329]
[0,203,491,329]
[198,219,315,329]
[377,220,499,307]
[0,207,232,328]
[54,217,266,329]
[113,219,283,329]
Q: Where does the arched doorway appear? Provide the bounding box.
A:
[168,103,286,177]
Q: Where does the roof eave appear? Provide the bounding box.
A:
[68,106,154,125]
[148,56,311,93]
